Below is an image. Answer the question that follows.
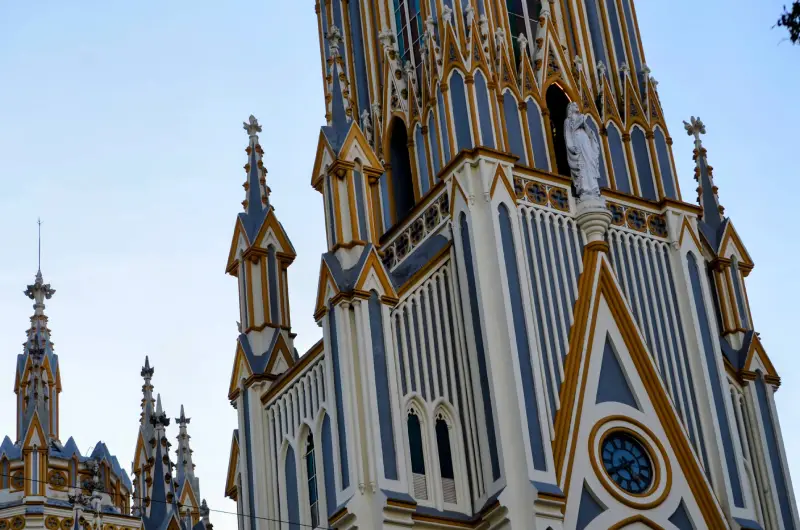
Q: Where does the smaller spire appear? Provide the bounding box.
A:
[683,116,726,244]
[238,115,270,240]
[156,394,163,415]
[177,404,190,426]
[141,356,154,379]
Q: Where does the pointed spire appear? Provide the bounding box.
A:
[238,115,271,240]
[321,25,354,153]
[683,116,726,246]
[156,394,163,415]
[175,404,199,499]
[140,356,155,428]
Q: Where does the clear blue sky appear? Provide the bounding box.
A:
[0,1,796,528]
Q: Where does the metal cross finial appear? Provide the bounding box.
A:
[243,115,262,137]
[683,116,706,146]
[37,218,42,272]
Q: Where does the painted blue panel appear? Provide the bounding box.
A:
[404,309,417,393]
[285,446,300,530]
[632,128,657,200]
[411,302,428,398]
[332,0,343,33]
[526,99,550,171]
[620,0,642,75]
[596,336,639,409]
[395,316,408,395]
[450,72,473,153]
[353,170,369,240]
[268,247,280,324]
[242,391,256,530]
[587,120,608,187]
[607,125,631,194]
[427,114,442,179]
[369,293,398,480]
[605,0,628,70]
[668,500,695,530]
[654,129,677,199]
[328,307,351,489]
[503,91,527,164]
[474,72,495,149]
[663,251,709,471]
[415,126,430,195]
[584,0,608,68]
[437,91,452,164]
[756,375,796,530]
[577,482,605,530]
[521,214,558,421]
[321,415,337,517]
[499,205,546,471]
[459,213,501,480]
[687,253,744,507]
[381,172,392,231]
[420,297,436,400]
[320,0,330,61]
[429,285,445,398]
[731,266,749,329]
[348,0,370,114]
[326,177,337,246]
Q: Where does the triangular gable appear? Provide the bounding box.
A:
[265,333,296,375]
[540,25,579,102]
[678,216,710,257]
[226,217,251,274]
[646,81,665,127]
[179,479,199,511]
[353,247,398,298]
[23,411,46,449]
[314,258,342,320]
[441,22,466,83]
[225,431,240,500]
[312,130,336,189]
[717,222,754,270]
[743,334,778,378]
[622,74,648,127]
[489,164,516,201]
[337,122,384,171]
[555,250,727,528]
[498,47,521,99]
[600,76,622,125]
[252,209,297,258]
[228,341,254,399]
[519,54,540,102]
[132,431,149,473]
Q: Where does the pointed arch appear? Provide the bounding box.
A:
[388,117,416,224]
[473,70,495,149]
[414,124,431,195]
[525,97,550,171]
[545,84,572,177]
[653,126,677,199]
[606,122,631,194]
[503,90,528,165]
[630,125,657,200]
[405,397,430,501]
[284,444,301,530]
[426,110,443,179]
[449,71,473,153]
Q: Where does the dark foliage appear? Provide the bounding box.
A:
[777,2,800,44]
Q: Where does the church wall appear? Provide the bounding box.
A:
[390,256,485,507]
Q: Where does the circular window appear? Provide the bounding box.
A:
[600,430,653,494]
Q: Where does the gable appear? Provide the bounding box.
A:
[556,250,727,529]
[225,431,240,500]
[228,341,254,400]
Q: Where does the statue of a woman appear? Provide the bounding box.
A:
[564,102,602,201]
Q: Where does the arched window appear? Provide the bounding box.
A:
[506,0,542,64]
[474,71,495,149]
[606,123,630,193]
[435,415,457,504]
[393,0,424,80]
[631,127,657,200]
[730,258,750,329]
[305,435,319,528]
[545,85,571,177]
[389,118,415,224]
[407,409,428,499]
[503,91,527,164]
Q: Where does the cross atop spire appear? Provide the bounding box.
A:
[683,116,726,246]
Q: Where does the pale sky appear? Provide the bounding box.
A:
[0,1,797,529]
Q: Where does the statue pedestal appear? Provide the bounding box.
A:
[576,197,612,244]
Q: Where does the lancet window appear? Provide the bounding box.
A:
[506,0,542,64]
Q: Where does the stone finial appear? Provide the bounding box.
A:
[243,115,261,138]
[326,25,343,56]
[425,16,436,39]
[597,61,607,79]
[540,0,551,19]
[683,116,706,146]
[573,55,584,73]
[378,29,395,53]
[641,64,651,77]
[464,4,475,28]
[141,356,154,379]
[479,14,490,40]
[442,5,453,26]
[619,62,630,76]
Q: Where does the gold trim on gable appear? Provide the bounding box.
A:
[552,250,727,528]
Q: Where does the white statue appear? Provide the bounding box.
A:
[564,102,601,201]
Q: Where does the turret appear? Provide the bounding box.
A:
[176,405,203,525]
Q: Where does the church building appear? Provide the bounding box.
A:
[0,268,213,530]
[223,0,798,529]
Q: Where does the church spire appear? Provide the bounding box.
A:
[684,116,726,246]
[239,116,270,239]
[175,404,198,493]
[16,220,60,443]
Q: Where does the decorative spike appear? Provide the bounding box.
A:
[683,116,726,245]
